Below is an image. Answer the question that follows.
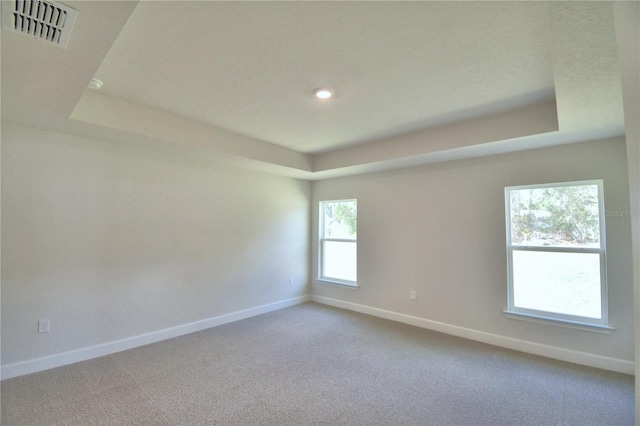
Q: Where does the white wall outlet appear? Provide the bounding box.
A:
[289,278,294,287]
[38,319,50,334]
[410,290,417,300]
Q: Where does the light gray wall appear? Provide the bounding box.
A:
[1,124,310,365]
[612,0,640,413]
[1,123,634,369]
[312,138,634,362]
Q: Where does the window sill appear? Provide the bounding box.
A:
[504,311,614,334]
[316,279,359,290]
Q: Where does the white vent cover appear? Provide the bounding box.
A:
[1,0,78,48]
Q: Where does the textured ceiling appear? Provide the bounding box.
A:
[94,1,554,154]
[0,1,627,180]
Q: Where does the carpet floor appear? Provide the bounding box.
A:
[1,302,634,425]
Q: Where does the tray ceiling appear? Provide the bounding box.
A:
[1,1,625,180]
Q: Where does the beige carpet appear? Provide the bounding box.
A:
[1,302,634,425]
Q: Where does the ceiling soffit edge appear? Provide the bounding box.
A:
[312,100,560,172]
[70,91,313,173]
[71,92,565,177]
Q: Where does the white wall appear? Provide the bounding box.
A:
[1,124,310,366]
[312,138,634,366]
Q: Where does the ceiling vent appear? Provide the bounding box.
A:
[1,0,78,48]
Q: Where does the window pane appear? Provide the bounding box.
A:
[323,241,357,282]
[323,201,357,239]
[509,184,600,248]
[512,251,601,318]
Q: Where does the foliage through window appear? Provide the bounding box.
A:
[505,181,608,327]
[319,200,357,286]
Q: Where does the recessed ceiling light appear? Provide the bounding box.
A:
[88,78,103,90]
[314,88,333,99]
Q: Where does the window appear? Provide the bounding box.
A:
[319,199,357,286]
[505,180,609,329]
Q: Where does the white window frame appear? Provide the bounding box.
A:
[504,180,611,331]
[318,199,358,288]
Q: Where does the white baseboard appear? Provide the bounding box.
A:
[311,295,635,375]
[1,295,311,380]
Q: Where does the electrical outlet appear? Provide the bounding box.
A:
[38,319,50,334]
[410,290,417,300]
[289,278,294,287]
